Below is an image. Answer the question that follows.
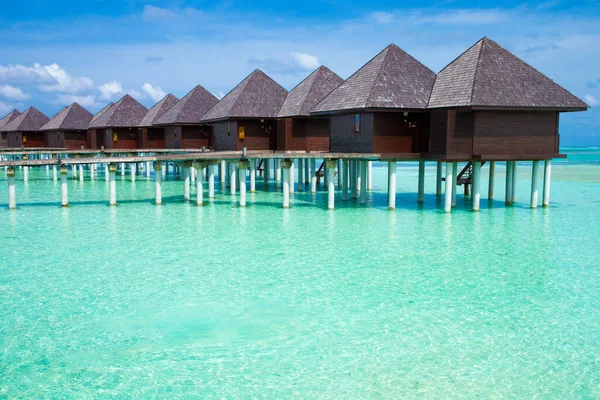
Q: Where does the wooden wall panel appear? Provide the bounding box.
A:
[473,111,558,155]
[446,111,473,158]
[181,125,211,149]
[330,113,374,153]
[236,119,276,150]
[111,128,138,150]
[305,118,329,152]
[145,127,165,149]
[213,121,237,151]
[429,111,448,155]
[373,112,418,153]
[64,131,87,150]
[287,119,306,151]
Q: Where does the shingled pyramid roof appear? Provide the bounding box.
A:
[154,86,218,125]
[0,110,21,130]
[311,44,435,114]
[428,37,588,110]
[200,69,288,122]
[0,106,49,132]
[40,102,93,131]
[88,95,148,128]
[139,94,179,127]
[278,66,344,117]
[90,102,113,126]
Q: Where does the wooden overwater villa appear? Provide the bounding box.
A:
[153,86,218,149]
[0,37,588,212]
[40,102,94,149]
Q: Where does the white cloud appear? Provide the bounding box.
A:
[98,81,123,100]
[369,12,394,24]
[127,88,143,99]
[141,82,166,102]
[214,91,225,99]
[0,63,93,94]
[53,94,100,108]
[38,63,94,93]
[585,94,599,106]
[0,101,16,115]
[290,52,320,70]
[0,84,30,100]
[141,5,203,21]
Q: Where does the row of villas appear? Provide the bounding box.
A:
[0,37,588,162]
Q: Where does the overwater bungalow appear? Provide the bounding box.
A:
[138,94,179,149]
[427,37,588,161]
[40,102,94,150]
[276,66,343,152]
[0,107,50,148]
[200,69,288,151]
[0,110,21,147]
[311,44,436,156]
[153,86,218,149]
[87,95,148,149]
[85,102,113,149]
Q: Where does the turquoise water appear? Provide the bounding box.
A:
[1,151,599,398]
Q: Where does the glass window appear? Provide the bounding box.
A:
[354,114,360,133]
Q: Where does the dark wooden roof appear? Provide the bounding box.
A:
[40,102,93,131]
[0,107,49,132]
[139,94,179,127]
[88,94,148,128]
[428,37,588,110]
[90,102,114,126]
[0,110,21,130]
[278,66,344,117]
[200,69,288,122]
[311,44,436,114]
[154,86,218,125]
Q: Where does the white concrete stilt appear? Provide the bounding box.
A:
[488,161,495,201]
[436,161,443,197]
[472,161,481,211]
[530,160,540,208]
[367,161,372,191]
[131,163,136,182]
[109,164,117,206]
[388,161,397,209]
[511,161,517,204]
[238,160,249,207]
[53,165,58,181]
[337,160,342,187]
[146,161,151,178]
[120,162,125,176]
[275,159,281,182]
[351,161,358,199]
[304,159,309,184]
[359,161,367,204]
[60,166,68,207]
[505,161,513,205]
[263,158,270,187]
[220,160,226,184]
[418,159,425,204]
[154,162,163,205]
[324,163,329,187]
[207,164,215,198]
[282,159,291,208]
[230,163,237,194]
[290,160,295,194]
[310,158,317,193]
[451,162,458,207]
[105,164,109,182]
[444,162,453,213]
[543,159,552,207]
[7,167,16,209]
[183,163,191,201]
[298,158,303,192]
[342,160,349,201]
[79,164,84,182]
[194,162,205,206]
[326,160,336,209]
[250,159,256,192]
[23,166,29,182]
[191,166,196,183]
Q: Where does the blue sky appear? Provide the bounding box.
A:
[0,0,599,146]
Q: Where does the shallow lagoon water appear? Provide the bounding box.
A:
[1,151,599,398]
